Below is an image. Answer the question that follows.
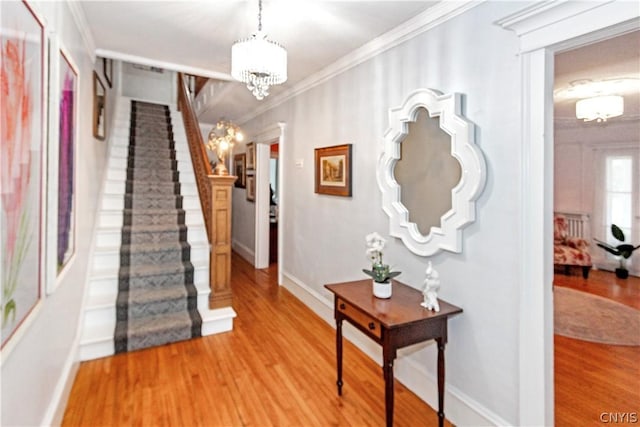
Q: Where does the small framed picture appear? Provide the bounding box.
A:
[246,142,255,170]
[314,143,352,197]
[246,174,256,202]
[234,153,246,188]
[93,71,106,140]
[102,57,113,88]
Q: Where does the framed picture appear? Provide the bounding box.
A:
[102,57,113,88]
[234,153,246,188]
[57,48,78,275]
[246,174,256,202]
[314,144,353,197]
[1,0,45,349]
[93,71,106,140]
[246,142,255,170]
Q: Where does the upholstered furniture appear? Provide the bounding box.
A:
[554,214,592,278]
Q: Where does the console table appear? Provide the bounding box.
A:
[325,279,462,427]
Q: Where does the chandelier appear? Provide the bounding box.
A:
[575,95,624,122]
[207,120,244,175]
[231,0,287,100]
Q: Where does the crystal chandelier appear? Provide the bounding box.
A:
[231,0,287,100]
[207,120,244,175]
[575,95,624,122]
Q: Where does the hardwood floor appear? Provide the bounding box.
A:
[554,269,640,426]
[63,254,450,427]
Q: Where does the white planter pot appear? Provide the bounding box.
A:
[372,280,392,299]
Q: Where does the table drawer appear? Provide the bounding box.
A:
[337,298,382,339]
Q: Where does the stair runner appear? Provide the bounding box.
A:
[114,100,202,353]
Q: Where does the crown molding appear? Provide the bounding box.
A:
[65,0,96,61]
[238,0,483,125]
[95,49,234,81]
[496,0,640,53]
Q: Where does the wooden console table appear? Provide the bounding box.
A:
[325,279,462,427]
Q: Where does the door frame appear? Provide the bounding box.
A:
[254,122,287,284]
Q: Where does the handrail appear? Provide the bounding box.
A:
[177,72,212,239]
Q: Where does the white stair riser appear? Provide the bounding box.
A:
[92,245,209,270]
[88,266,209,300]
[99,210,204,228]
[95,226,208,248]
[83,306,115,334]
[79,340,115,361]
[101,194,201,210]
[106,169,196,184]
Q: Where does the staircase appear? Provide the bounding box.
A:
[79,96,235,361]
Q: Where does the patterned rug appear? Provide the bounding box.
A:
[554,286,640,346]
[114,100,201,353]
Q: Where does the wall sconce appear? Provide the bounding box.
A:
[207,120,244,175]
[575,95,624,122]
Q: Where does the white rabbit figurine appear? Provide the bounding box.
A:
[421,261,440,312]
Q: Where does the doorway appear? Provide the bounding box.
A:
[552,30,640,425]
[497,3,639,424]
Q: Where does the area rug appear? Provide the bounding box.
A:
[554,286,640,346]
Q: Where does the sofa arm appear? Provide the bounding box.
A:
[565,237,589,251]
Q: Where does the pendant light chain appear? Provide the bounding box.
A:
[258,0,263,32]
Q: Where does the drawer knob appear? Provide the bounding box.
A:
[368,322,375,330]
[339,303,346,310]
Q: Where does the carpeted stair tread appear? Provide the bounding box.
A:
[117,286,194,319]
[119,261,193,279]
[121,240,190,255]
[115,311,200,352]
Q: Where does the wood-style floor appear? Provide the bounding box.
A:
[63,256,639,426]
[63,254,450,426]
[554,269,640,426]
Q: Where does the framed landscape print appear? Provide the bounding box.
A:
[57,49,78,274]
[314,144,353,197]
[234,153,246,188]
[1,0,45,349]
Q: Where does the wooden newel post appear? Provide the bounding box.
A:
[208,175,236,309]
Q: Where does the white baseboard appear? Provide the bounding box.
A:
[42,335,81,426]
[232,240,254,266]
[280,270,509,427]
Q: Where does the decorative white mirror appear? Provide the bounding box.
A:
[378,88,486,257]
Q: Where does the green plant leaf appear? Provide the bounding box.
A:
[596,242,621,256]
[387,271,401,279]
[611,224,625,242]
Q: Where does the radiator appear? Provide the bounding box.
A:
[556,211,590,240]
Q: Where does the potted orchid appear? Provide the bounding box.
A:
[363,232,401,298]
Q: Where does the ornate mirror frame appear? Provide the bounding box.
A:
[378,88,486,257]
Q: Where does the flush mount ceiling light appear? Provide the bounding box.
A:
[231,0,287,100]
[575,95,624,122]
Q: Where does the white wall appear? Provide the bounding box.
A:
[121,61,176,105]
[231,142,257,264]
[0,2,117,425]
[242,3,523,424]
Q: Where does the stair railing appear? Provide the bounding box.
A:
[177,72,212,238]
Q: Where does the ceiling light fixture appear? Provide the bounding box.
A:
[231,0,287,100]
[207,120,244,175]
[575,95,624,123]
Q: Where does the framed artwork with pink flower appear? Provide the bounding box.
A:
[57,48,78,275]
[1,0,45,349]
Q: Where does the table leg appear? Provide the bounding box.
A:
[437,337,445,427]
[336,318,343,396]
[383,346,396,427]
